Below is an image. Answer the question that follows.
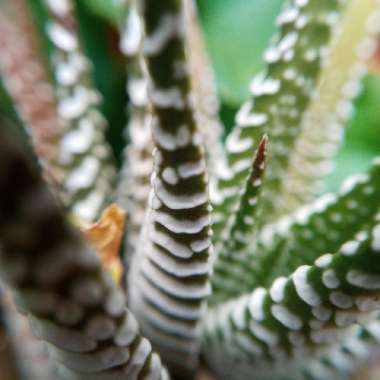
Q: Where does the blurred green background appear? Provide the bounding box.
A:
[1,0,380,192]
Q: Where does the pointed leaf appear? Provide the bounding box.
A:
[212,0,348,241]
[212,158,380,301]
[203,218,380,379]
[128,0,212,375]
[277,0,380,216]
[43,0,116,222]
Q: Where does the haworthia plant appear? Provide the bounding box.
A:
[43,0,116,222]
[1,0,380,379]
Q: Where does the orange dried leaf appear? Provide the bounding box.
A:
[81,204,126,284]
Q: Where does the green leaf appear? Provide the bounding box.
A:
[275,0,380,216]
[211,0,348,245]
[203,217,380,379]
[212,136,268,304]
[211,158,380,301]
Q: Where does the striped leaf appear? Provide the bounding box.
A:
[0,124,170,380]
[203,216,380,380]
[43,0,116,222]
[212,0,348,241]
[277,0,380,216]
[128,0,212,376]
[212,136,268,304]
[211,158,380,302]
[117,0,154,265]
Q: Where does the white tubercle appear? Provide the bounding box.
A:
[47,22,78,52]
[120,7,142,55]
[72,191,104,222]
[141,257,210,299]
[65,156,100,191]
[248,288,267,321]
[58,86,96,120]
[292,266,321,306]
[250,320,278,346]
[128,77,148,107]
[45,0,71,16]
[154,178,207,209]
[341,240,360,256]
[270,277,287,303]
[178,161,205,179]
[346,270,380,290]
[225,130,253,154]
[235,101,268,128]
[151,87,185,110]
[315,254,333,268]
[329,291,354,309]
[150,228,193,258]
[372,224,380,251]
[271,305,303,331]
[60,118,94,155]
[161,167,179,185]
[146,243,209,277]
[152,122,191,151]
[322,269,340,289]
[144,14,182,55]
[153,210,210,234]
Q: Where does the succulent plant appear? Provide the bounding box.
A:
[1,0,380,379]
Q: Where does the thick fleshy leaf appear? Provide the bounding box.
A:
[211,0,348,242]
[212,136,268,304]
[128,0,212,376]
[212,158,380,302]
[277,0,380,216]
[117,0,153,265]
[203,217,380,380]
[42,0,116,222]
[0,125,170,380]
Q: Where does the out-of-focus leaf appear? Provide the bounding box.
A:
[197,0,284,105]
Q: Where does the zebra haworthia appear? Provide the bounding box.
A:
[129,0,212,376]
